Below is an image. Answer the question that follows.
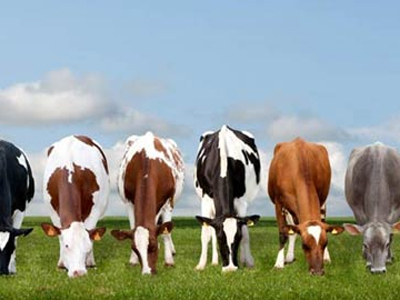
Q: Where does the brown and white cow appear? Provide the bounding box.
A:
[111,132,184,275]
[41,135,109,278]
[268,138,344,275]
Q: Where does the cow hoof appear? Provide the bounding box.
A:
[274,265,284,270]
[130,262,139,267]
[164,263,175,268]
[195,265,205,271]
[222,266,238,272]
[285,258,296,264]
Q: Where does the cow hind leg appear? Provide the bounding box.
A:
[285,212,296,264]
[58,237,65,269]
[320,203,331,263]
[274,202,288,269]
[10,209,25,274]
[240,225,254,268]
[162,233,175,267]
[86,249,96,267]
[127,203,139,266]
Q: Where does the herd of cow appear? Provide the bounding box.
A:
[0,125,400,278]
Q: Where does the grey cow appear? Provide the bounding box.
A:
[344,142,400,274]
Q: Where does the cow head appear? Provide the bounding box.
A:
[41,222,106,278]
[285,220,344,275]
[111,222,173,275]
[0,227,33,275]
[344,222,400,274]
[195,214,260,272]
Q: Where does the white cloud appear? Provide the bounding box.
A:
[350,116,400,143]
[318,141,347,191]
[268,115,349,142]
[0,69,114,125]
[0,69,185,138]
[100,108,188,136]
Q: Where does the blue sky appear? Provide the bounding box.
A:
[1,1,400,216]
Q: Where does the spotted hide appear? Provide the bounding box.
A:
[268,138,344,275]
[0,140,34,275]
[41,135,109,278]
[194,125,261,272]
[111,132,184,275]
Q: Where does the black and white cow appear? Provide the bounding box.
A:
[194,125,260,272]
[0,140,34,275]
[344,142,400,273]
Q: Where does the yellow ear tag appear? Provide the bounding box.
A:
[331,229,338,235]
[163,228,170,234]
[288,229,295,235]
[93,232,102,241]
[247,220,254,227]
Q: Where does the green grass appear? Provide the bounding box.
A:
[1,217,400,299]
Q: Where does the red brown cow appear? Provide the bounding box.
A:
[111,132,184,275]
[268,138,344,275]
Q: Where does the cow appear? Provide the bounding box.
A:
[194,125,261,272]
[111,132,184,275]
[268,138,344,275]
[41,135,109,278]
[343,142,400,274]
[0,140,34,275]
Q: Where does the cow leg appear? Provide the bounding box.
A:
[196,197,217,270]
[162,233,174,267]
[320,203,331,263]
[196,225,214,270]
[285,211,296,264]
[9,210,25,274]
[86,249,96,267]
[127,203,139,266]
[240,225,254,268]
[274,202,288,269]
[161,207,175,266]
[58,237,65,268]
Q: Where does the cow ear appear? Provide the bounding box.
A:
[392,222,400,233]
[326,225,345,235]
[13,228,33,237]
[111,229,134,241]
[195,216,214,227]
[89,227,106,241]
[283,225,300,235]
[343,223,363,235]
[41,223,60,237]
[157,222,174,236]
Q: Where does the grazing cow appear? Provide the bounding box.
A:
[194,125,261,272]
[0,141,34,275]
[344,142,400,274]
[41,135,109,278]
[268,138,344,275]
[111,132,184,275]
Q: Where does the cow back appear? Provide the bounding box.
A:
[44,136,109,229]
[195,126,260,216]
[118,132,184,223]
[268,138,331,221]
[0,141,34,218]
[345,143,400,224]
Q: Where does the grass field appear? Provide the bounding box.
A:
[1,217,400,300]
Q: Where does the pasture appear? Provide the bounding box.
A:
[2,217,400,300]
